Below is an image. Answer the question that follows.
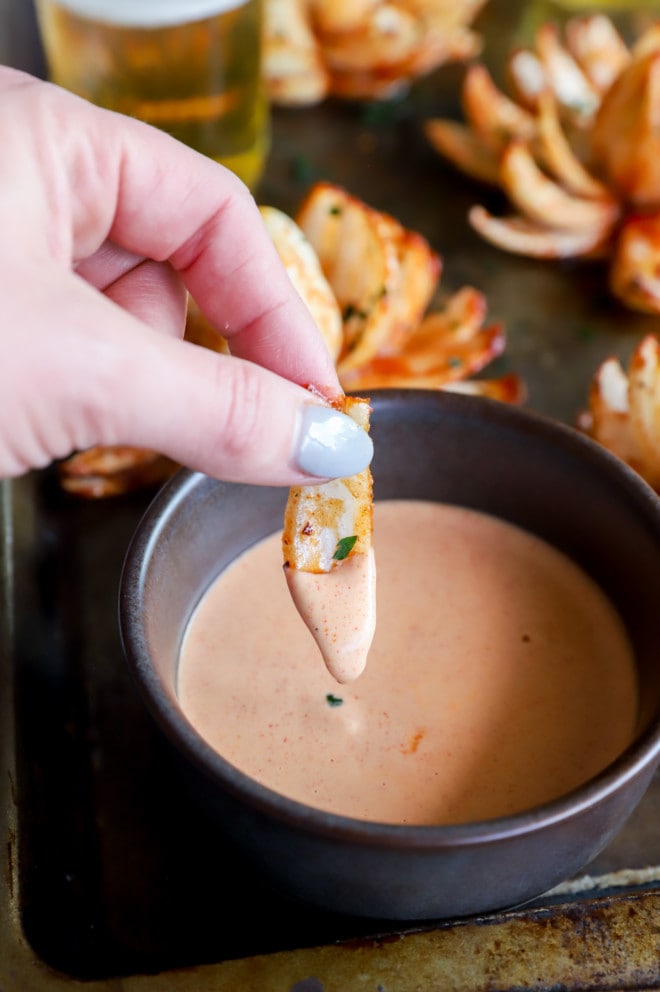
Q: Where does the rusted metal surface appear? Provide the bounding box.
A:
[2,1,660,989]
[124,891,660,991]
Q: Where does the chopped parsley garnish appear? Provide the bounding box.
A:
[448,355,463,368]
[291,152,315,186]
[360,99,403,128]
[342,302,369,322]
[333,535,358,560]
[326,693,344,707]
[576,325,597,342]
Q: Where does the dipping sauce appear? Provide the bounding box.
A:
[177,500,638,825]
[284,548,376,684]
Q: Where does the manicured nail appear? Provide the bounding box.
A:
[294,406,374,478]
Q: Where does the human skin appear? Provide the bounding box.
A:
[0,67,372,486]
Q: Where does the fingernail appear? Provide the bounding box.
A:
[294,406,374,478]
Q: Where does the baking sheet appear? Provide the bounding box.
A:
[2,1,660,987]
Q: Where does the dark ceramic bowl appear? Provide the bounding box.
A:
[119,390,660,920]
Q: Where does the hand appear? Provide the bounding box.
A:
[0,67,372,486]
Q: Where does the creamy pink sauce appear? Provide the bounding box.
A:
[285,549,376,683]
[177,500,639,825]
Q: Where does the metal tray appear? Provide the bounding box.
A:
[2,2,660,987]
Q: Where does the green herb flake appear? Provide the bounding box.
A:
[291,153,315,186]
[576,325,597,342]
[329,204,342,216]
[360,99,402,129]
[342,303,368,322]
[333,535,358,560]
[448,355,463,368]
[326,693,344,707]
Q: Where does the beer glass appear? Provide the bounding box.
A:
[35,0,269,190]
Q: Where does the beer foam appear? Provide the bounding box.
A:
[52,0,248,27]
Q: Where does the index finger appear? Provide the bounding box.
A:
[9,68,342,398]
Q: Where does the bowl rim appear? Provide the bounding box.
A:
[119,390,660,849]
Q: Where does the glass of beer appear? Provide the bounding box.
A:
[35,0,270,190]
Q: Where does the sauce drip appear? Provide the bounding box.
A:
[285,549,376,683]
[177,501,638,825]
